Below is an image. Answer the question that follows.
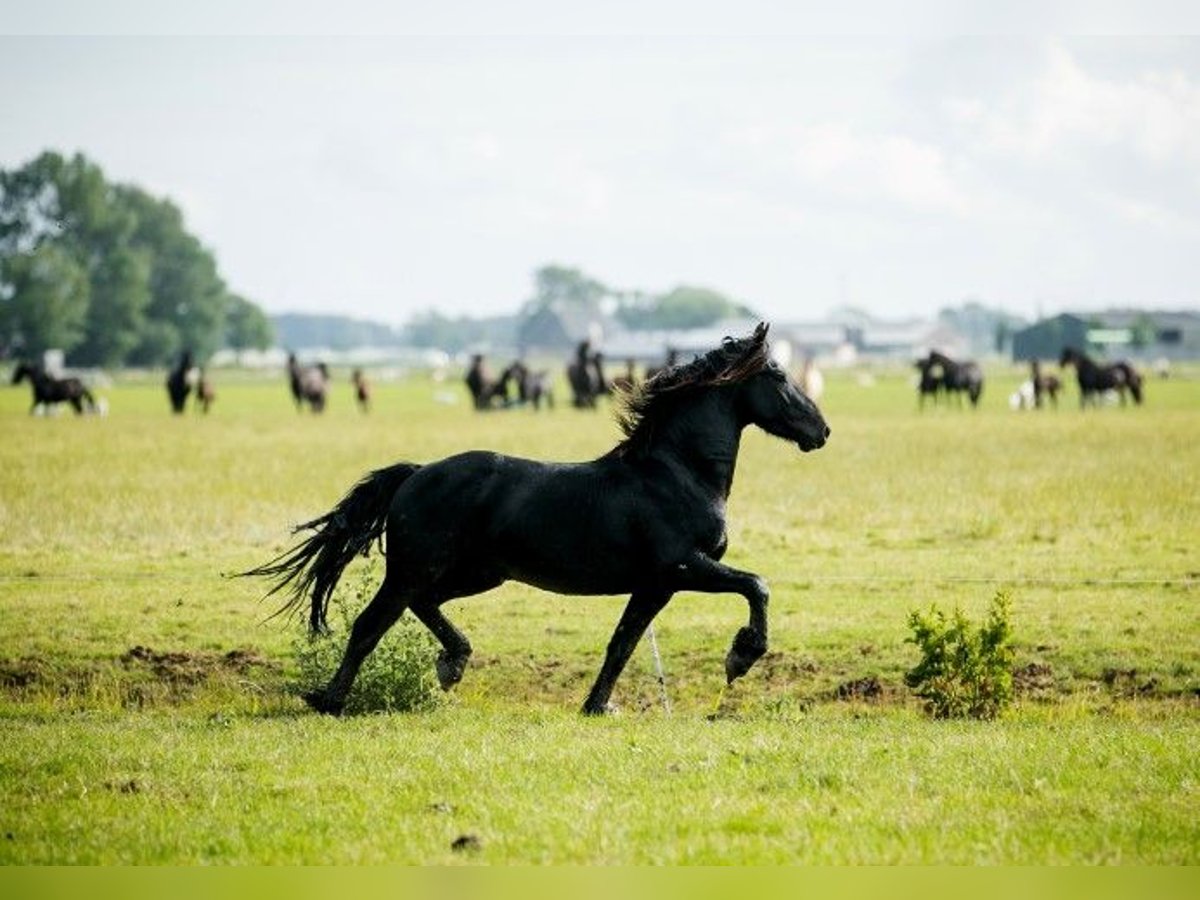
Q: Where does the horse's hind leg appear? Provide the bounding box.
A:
[306,578,406,715]
[583,589,672,715]
[408,600,474,690]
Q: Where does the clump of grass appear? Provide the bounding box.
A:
[905,591,1014,720]
[292,564,443,714]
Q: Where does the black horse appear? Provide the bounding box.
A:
[926,351,983,408]
[1059,347,1143,407]
[504,361,555,411]
[288,354,329,413]
[465,355,514,410]
[11,362,96,415]
[243,324,830,716]
[914,357,942,409]
[166,351,194,414]
[566,341,601,408]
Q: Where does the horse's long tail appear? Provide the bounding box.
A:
[239,461,421,633]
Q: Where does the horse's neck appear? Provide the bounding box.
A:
[650,391,743,497]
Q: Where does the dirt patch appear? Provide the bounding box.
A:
[0,658,46,689]
[834,675,884,701]
[1013,662,1056,695]
[757,651,819,682]
[121,645,277,685]
[1101,667,1160,697]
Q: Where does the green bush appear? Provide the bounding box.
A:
[904,591,1014,720]
[292,564,444,714]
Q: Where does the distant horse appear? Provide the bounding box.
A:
[927,350,983,408]
[195,369,215,414]
[505,361,555,411]
[243,323,830,716]
[352,369,371,414]
[914,357,942,409]
[566,341,600,408]
[166,351,194,414]
[1030,360,1061,410]
[465,355,512,410]
[288,354,329,413]
[1059,347,1143,408]
[11,362,96,415]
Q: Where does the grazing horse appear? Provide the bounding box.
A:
[11,362,96,415]
[1030,360,1061,410]
[566,341,600,408]
[166,351,194,413]
[352,369,371,413]
[914,357,942,409]
[243,323,830,716]
[465,355,513,410]
[1059,347,1143,407]
[288,354,329,413]
[927,350,983,408]
[195,369,215,414]
[504,361,555,410]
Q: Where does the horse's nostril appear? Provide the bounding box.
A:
[824,425,831,438]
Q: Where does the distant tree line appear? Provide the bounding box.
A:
[401,265,756,351]
[0,151,273,365]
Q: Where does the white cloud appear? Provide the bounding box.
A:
[961,43,1200,167]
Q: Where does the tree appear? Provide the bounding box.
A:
[0,243,90,356]
[616,285,755,330]
[522,265,610,316]
[225,293,274,351]
[73,246,151,366]
[1,150,273,366]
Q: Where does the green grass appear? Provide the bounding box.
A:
[0,363,1197,863]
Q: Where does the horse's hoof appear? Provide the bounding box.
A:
[436,652,468,691]
[725,627,766,683]
[303,691,344,716]
[581,701,617,717]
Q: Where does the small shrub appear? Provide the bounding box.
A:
[904,591,1014,720]
[292,564,443,714]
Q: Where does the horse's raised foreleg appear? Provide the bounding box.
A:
[306,578,406,715]
[583,589,672,715]
[409,600,474,691]
[671,553,770,684]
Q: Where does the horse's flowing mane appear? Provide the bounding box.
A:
[609,323,772,459]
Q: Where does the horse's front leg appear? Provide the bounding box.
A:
[583,588,672,715]
[671,552,771,683]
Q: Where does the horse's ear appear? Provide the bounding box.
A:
[754,322,770,344]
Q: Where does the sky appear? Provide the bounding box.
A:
[2,24,1198,325]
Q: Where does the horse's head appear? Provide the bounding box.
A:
[11,362,30,385]
[736,326,829,453]
[1060,347,1078,367]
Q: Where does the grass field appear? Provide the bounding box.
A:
[1,361,1197,863]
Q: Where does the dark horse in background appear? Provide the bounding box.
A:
[503,361,555,410]
[1059,347,1143,408]
[914,357,943,409]
[1031,360,1061,409]
[566,340,610,408]
[243,324,830,716]
[288,353,329,413]
[166,351,194,414]
[11,362,96,415]
[925,350,984,408]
